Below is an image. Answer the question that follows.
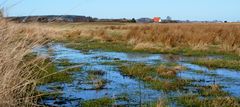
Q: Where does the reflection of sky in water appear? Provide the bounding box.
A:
[180,63,240,97]
[36,44,164,106]
[35,44,240,106]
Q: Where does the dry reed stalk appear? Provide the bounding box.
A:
[0,19,51,106]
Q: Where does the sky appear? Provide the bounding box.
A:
[0,0,240,21]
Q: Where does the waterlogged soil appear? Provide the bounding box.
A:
[35,44,240,106]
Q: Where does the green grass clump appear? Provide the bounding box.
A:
[64,66,82,73]
[175,84,238,107]
[37,59,73,84]
[57,59,78,66]
[156,65,179,78]
[22,53,74,84]
[101,60,127,66]
[120,63,155,78]
[176,95,240,107]
[119,63,190,91]
[66,39,134,52]
[85,70,108,90]
[115,93,130,102]
[192,59,240,70]
[198,84,229,97]
[81,97,115,107]
[146,79,190,91]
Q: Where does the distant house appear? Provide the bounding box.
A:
[153,17,161,23]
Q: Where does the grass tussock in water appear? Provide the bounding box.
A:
[81,97,115,107]
[86,70,107,90]
[199,84,229,97]
[156,65,186,78]
[173,84,239,107]
[176,95,240,107]
[192,58,240,70]
[36,58,74,84]
[120,63,190,91]
[56,59,79,66]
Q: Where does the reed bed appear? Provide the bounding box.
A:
[62,23,240,55]
[0,19,54,106]
[106,24,240,54]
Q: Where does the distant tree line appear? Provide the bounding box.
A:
[7,15,96,23]
[6,15,138,23]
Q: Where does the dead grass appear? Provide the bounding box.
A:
[0,19,55,106]
[121,24,240,55]
[58,23,240,56]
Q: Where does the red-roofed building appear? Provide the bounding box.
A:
[153,17,161,23]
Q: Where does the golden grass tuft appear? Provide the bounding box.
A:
[0,19,53,106]
[156,65,185,78]
[133,42,159,51]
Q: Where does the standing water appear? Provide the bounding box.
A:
[35,44,240,106]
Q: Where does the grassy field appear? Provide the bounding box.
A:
[46,22,240,56]
[1,20,240,106]
[48,22,240,70]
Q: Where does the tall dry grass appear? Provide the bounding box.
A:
[123,24,240,51]
[0,19,55,106]
[69,23,240,55]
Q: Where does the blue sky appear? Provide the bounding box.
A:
[1,0,240,21]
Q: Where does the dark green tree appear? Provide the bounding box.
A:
[131,18,136,23]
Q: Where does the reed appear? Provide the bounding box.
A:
[0,19,53,106]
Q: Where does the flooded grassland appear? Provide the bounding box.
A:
[35,43,240,107]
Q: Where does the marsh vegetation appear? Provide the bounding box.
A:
[1,20,240,106]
